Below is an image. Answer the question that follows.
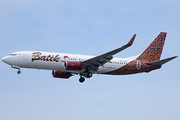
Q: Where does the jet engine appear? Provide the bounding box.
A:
[64,61,83,70]
[52,70,72,79]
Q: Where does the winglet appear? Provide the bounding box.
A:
[125,34,136,47]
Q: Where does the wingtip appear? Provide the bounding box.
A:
[127,34,136,46]
[173,56,178,58]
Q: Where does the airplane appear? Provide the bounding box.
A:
[2,32,177,83]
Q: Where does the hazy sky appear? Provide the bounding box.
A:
[0,0,180,120]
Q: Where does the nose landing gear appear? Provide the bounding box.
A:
[17,69,21,74]
[11,65,21,74]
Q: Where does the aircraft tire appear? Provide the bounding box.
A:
[17,71,21,74]
[86,72,93,78]
[79,77,85,83]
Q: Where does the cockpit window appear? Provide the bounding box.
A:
[9,53,17,56]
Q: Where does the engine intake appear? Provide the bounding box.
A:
[52,70,72,79]
[64,61,83,70]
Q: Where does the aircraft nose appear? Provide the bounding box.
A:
[2,56,10,64]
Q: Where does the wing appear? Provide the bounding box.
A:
[82,34,136,71]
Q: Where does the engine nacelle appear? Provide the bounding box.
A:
[52,70,72,79]
[64,61,83,70]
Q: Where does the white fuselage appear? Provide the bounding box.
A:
[2,51,136,74]
[2,33,174,83]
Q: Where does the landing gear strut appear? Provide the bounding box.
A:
[79,72,93,83]
[79,67,93,83]
[84,68,93,78]
[11,65,21,74]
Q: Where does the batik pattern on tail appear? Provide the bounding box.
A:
[136,32,166,62]
[104,32,166,75]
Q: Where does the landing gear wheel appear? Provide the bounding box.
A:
[17,70,21,74]
[86,72,92,78]
[79,77,85,83]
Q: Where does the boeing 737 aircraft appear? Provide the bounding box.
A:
[2,32,177,83]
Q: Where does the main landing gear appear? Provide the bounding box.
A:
[86,72,93,78]
[79,76,85,83]
[79,72,93,83]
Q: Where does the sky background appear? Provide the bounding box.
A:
[0,0,180,120]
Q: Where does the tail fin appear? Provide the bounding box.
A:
[136,32,167,62]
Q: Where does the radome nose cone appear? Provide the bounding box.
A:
[2,56,9,63]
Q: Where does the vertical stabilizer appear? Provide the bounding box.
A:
[136,32,167,62]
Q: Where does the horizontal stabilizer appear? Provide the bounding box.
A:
[148,56,178,66]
